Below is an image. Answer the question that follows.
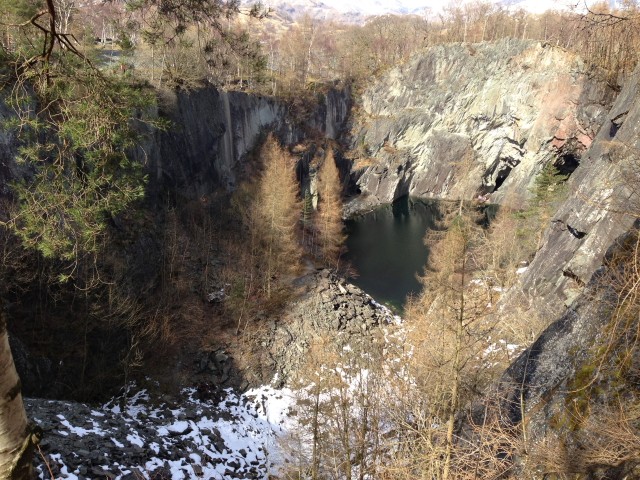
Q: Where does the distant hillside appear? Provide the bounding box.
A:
[245,0,437,24]
[245,0,593,24]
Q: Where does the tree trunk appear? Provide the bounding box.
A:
[0,315,31,480]
[443,231,467,480]
[311,388,320,480]
[442,306,462,480]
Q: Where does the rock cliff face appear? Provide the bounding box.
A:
[502,65,640,317]
[497,256,621,429]
[347,40,640,471]
[346,40,615,213]
[6,38,640,477]
[0,84,351,202]
[146,85,350,197]
[474,64,640,476]
[484,227,640,478]
[1,84,351,398]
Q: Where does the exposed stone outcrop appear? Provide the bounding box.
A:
[1,84,351,399]
[500,65,640,316]
[6,36,640,478]
[346,40,615,214]
[146,85,350,197]
[0,84,351,202]
[234,269,399,387]
[491,261,616,429]
[468,226,640,479]
[146,89,285,195]
[466,64,640,476]
[25,271,399,479]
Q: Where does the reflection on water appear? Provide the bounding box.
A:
[344,197,441,312]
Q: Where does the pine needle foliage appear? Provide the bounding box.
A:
[0,1,163,280]
[531,162,568,208]
[125,0,268,87]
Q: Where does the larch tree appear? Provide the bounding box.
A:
[315,149,345,268]
[402,202,496,479]
[254,134,302,298]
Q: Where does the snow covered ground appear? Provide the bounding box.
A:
[26,276,523,479]
[28,384,298,479]
[26,281,405,480]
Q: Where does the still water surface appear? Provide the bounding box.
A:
[344,197,440,312]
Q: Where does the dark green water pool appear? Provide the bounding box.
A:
[344,197,441,312]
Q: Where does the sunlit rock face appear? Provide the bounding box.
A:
[503,65,640,315]
[481,68,640,458]
[347,39,615,213]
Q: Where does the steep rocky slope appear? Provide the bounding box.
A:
[346,39,640,476]
[145,86,350,197]
[479,63,640,476]
[7,37,640,478]
[0,84,350,203]
[26,272,401,479]
[346,39,615,213]
[499,65,640,316]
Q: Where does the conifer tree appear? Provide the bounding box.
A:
[255,134,302,297]
[0,2,158,475]
[301,187,314,246]
[530,162,568,249]
[532,162,567,208]
[403,202,495,479]
[315,149,345,267]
